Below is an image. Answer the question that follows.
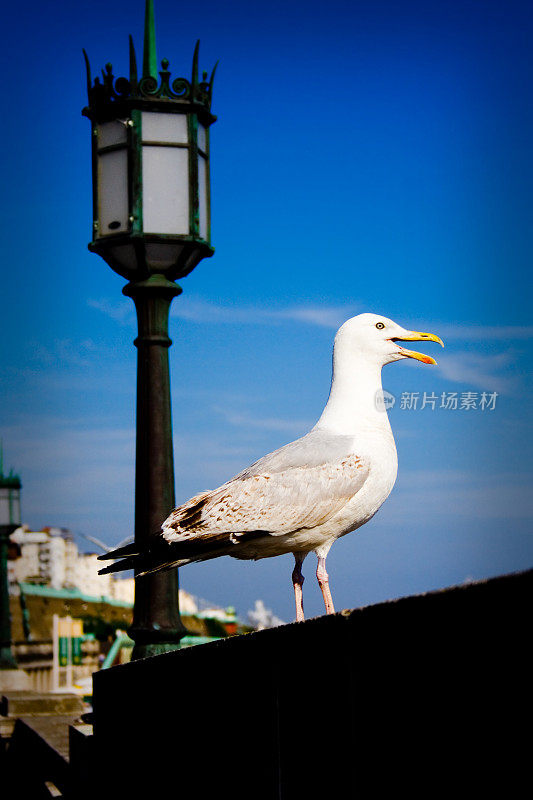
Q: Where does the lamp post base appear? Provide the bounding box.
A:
[131,641,183,660]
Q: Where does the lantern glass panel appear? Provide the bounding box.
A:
[142,146,190,234]
[98,150,129,235]
[198,154,208,240]
[0,488,9,525]
[141,111,188,143]
[11,493,21,526]
[198,123,207,152]
[0,488,21,526]
[98,121,127,148]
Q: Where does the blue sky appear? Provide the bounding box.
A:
[0,0,531,622]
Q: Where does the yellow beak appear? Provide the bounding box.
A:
[393,331,444,365]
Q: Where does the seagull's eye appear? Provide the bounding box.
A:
[375,322,385,330]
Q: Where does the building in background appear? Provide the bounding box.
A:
[5,523,252,691]
[8,524,214,616]
[9,526,128,600]
[1,459,253,695]
[247,599,285,630]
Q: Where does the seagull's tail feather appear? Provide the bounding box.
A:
[97,546,225,576]
[97,541,140,561]
[97,531,263,577]
[98,529,267,577]
[98,555,141,575]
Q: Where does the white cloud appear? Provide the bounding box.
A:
[213,406,313,433]
[387,469,533,523]
[28,338,99,368]
[87,297,134,325]
[89,295,533,346]
[438,352,516,394]
[1,417,135,539]
[274,305,353,328]
[88,294,357,329]
[170,298,249,324]
[436,324,533,341]
[170,297,357,328]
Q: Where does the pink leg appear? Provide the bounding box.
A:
[292,554,305,622]
[316,556,335,615]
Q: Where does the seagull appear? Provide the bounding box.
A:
[98,313,443,621]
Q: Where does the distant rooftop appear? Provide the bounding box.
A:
[18,581,133,609]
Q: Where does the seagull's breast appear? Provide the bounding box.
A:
[320,427,398,539]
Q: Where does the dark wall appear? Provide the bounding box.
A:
[93,570,531,797]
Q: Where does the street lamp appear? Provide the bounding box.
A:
[82,0,217,659]
[0,451,22,670]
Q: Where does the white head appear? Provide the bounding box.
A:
[334,312,444,368]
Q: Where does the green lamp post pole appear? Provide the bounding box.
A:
[124,275,184,658]
[83,0,217,659]
[0,453,22,670]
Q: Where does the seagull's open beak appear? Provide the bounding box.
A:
[390,331,444,365]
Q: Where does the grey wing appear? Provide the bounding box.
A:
[235,429,358,477]
[162,449,369,544]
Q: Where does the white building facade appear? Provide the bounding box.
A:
[9,526,198,612]
[9,527,134,601]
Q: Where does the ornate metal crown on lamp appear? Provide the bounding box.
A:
[82,1,218,659]
[81,8,217,281]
